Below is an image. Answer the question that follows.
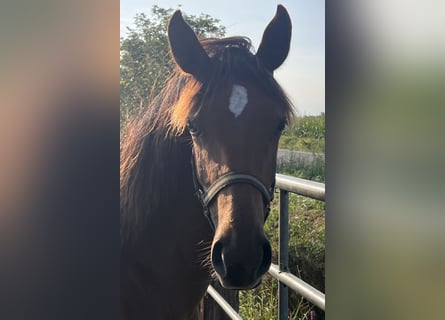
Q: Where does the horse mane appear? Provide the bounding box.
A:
[120,36,294,242]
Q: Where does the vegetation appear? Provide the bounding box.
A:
[279,113,325,154]
[120,5,226,129]
[276,113,325,182]
[277,155,325,183]
[121,6,325,319]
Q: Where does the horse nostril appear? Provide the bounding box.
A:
[257,241,272,277]
[211,240,227,277]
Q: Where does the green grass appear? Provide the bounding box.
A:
[279,136,325,154]
[279,113,325,154]
[277,157,325,183]
[285,114,325,140]
[239,278,278,320]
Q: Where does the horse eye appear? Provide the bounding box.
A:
[187,120,200,136]
[277,121,286,134]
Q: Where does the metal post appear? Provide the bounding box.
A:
[278,190,289,320]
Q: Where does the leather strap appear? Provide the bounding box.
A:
[191,151,274,231]
[201,173,273,209]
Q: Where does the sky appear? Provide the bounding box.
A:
[120,0,325,115]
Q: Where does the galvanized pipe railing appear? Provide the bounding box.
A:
[206,286,243,320]
[273,173,325,319]
[275,174,325,201]
[206,173,325,318]
[269,264,325,310]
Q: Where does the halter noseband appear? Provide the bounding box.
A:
[191,151,275,231]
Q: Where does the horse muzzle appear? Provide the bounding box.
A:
[211,236,272,289]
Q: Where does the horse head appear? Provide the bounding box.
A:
[168,5,292,289]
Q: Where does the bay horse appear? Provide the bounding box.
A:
[121,5,293,319]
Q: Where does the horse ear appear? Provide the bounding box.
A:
[256,5,292,72]
[168,10,211,78]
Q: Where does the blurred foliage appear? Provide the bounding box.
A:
[120,5,226,127]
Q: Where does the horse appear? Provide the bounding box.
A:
[120,5,293,319]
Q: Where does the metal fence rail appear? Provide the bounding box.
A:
[269,264,325,310]
[206,286,243,320]
[275,174,325,201]
[207,173,325,319]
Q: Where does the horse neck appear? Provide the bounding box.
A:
[149,132,193,198]
[121,127,212,244]
[120,132,212,319]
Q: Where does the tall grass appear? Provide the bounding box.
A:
[284,113,325,140]
[279,113,325,154]
[277,156,325,183]
[278,136,325,154]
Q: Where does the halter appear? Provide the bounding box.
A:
[190,150,275,231]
